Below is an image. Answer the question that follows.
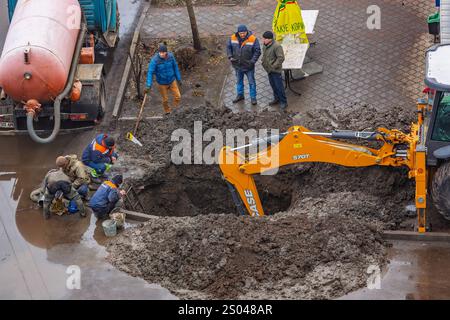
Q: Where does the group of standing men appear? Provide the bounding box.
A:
[226,25,288,110]
[144,25,288,114]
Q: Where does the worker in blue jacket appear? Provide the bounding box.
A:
[82,134,118,179]
[89,175,126,219]
[145,44,182,114]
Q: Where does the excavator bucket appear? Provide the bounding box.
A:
[219,147,265,216]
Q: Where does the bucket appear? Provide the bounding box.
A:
[428,12,440,35]
[102,219,117,237]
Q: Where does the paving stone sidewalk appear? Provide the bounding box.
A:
[142,0,436,112]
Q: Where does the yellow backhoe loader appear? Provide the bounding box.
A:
[219,44,450,233]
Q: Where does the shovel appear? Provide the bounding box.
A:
[134,93,147,136]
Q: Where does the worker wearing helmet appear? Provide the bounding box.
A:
[81,134,119,181]
[89,174,126,219]
[42,169,85,219]
[56,155,91,200]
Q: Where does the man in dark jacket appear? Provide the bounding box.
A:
[227,24,261,105]
[56,155,90,200]
[42,169,85,219]
[145,44,182,114]
[261,31,288,110]
[89,175,126,219]
[82,134,118,179]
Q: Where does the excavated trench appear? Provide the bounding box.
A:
[107,103,417,299]
[128,164,295,217]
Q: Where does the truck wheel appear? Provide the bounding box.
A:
[432,161,450,220]
[97,77,106,120]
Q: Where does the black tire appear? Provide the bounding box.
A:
[431,161,450,220]
[97,77,106,121]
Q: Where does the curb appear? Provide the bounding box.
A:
[382,230,450,242]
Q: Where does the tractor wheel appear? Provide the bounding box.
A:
[431,161,450,220]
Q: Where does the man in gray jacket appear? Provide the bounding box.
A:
[261,31,288,110]
[42,169,85,219]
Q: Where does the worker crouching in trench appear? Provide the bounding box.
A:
[56,155,90,200]
[42,169,85,219]
[89,174,126,220]
[82,134,119,182]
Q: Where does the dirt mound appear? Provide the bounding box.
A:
[108,102,415,299]
[119,102,295,167]
[107,211,386,299]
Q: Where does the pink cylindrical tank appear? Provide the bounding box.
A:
[0,0,81,103]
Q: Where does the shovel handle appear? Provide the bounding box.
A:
[133,93,148,136]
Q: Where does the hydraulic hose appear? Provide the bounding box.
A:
[26,23,87,144]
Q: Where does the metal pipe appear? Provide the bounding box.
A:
[230,129,379,151]
[303,132,332,137]
[26,23,86,144]
[230,133,288,151]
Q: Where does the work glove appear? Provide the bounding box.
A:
[55,190,64,200]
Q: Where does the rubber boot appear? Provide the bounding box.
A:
[76,198,86,217]
[43,202,51,220]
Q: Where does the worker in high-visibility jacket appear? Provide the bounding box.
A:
[82,133,118,180]
[89,175,126,219]
[227,24,261,106]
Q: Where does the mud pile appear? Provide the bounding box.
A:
[107,212,385,299]
[108,102,415,299]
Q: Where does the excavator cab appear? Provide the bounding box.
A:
[424,44,450,220]
[425,44,450,164]
[430,93,450,143]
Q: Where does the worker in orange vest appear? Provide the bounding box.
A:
[89,175,126,219]
[82,134,118,180]
[226,24,261,105]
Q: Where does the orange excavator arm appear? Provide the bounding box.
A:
[219,124,427,231]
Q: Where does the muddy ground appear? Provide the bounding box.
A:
[107,101,417,299]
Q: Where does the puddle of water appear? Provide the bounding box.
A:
[0,130,176,300]
[340,240,450,300]
[0,0,175,300]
